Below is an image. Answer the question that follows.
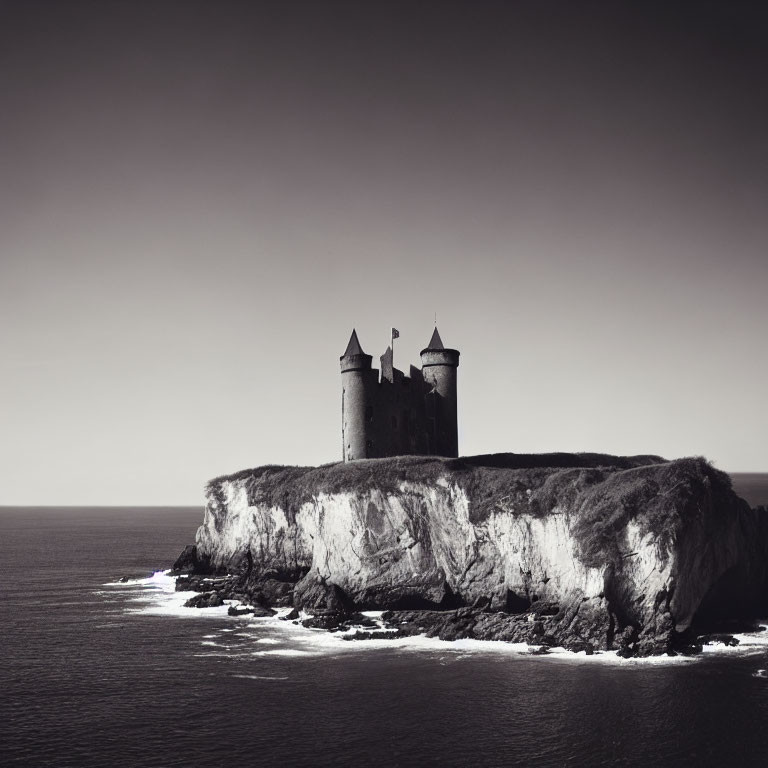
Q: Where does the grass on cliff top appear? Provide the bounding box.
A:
[207,452,664,491]
[205,452,667,523]
[206,452,741,572]
[569,457,737,567]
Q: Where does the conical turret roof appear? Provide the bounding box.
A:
[426,327,444,350]
[342,329,365,357]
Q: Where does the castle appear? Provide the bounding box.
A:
[340,327,460,462]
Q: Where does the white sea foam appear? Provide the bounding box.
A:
[700,625,768,656]
[733,624,768,645]
[232,674,290,681]
[544,647,696,665]
[104,573,768,665]
[103,570,175,587]
[105,569,234,619]
[248,612,679,664]
[271,631,696,664]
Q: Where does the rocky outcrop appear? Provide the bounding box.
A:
[184,591,223,608]
[173,453,768,656]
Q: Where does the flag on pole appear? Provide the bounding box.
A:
[391,328,400,339]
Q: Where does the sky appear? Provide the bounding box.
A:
[1,0,767,505]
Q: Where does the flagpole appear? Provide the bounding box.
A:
[391,327,394,370]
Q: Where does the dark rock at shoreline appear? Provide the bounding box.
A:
[349,614,379,629]
[169,560,758,658]
[184,592,223,608]
[227,604,277,617]
[378,598,624,652]
[301,613,346,630]
[260,579,294,607]
[302,610,382,632]
[170,544,200,575]
[170,561,753,658]
[176,574,230,593]
[616,626,640,659]
[294,577,355,614]
[564,640,595,655]
[699,633,740,647]
[342,629,414,641]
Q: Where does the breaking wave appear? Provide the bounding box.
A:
[101,572,767,665]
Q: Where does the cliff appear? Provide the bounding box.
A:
[174,453,768,656]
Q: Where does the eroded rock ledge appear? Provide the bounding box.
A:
[171,453,768,657]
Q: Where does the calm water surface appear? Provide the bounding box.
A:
[2,475,768,767]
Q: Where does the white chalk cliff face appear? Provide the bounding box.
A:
[190,455,767,653]
[198,479,599,604]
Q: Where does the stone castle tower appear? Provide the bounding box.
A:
[340,327,460,461]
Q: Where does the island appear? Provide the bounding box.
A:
[170,452,768,657]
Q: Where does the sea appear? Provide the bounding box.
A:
[2,474,768,768]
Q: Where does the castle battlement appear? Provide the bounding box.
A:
[340,327,460,462]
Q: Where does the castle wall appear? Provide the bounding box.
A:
[368,370,432,458]
[340,331,459,461]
